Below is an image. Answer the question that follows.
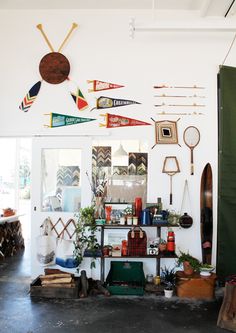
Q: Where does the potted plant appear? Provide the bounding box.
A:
[79,206,95,225]
[74,206,100,270]
[167,210,181,226]
[161,266,176,298]
[176,250,201,276]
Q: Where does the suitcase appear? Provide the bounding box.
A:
[127,226,147,256]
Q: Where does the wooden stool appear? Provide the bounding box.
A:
[176,271,217,300]
[217,282,236,332]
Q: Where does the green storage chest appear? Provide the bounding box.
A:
[105,261,146,295]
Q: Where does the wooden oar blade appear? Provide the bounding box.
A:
[19,81,42,112]
[70,88,89,111]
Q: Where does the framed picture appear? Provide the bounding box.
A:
[154,120,179,145]
[104,202,133,222]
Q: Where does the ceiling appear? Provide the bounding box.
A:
[0,0,236,17]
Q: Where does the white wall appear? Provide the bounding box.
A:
[1,9,236,278]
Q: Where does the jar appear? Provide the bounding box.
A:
[127,216,133,225]
[154,275,161,285]
[146,274,154,283]
[132,216,138,225]
[120,216,125,225]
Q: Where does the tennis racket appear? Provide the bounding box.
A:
[183,126,200,175]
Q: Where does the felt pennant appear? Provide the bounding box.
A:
[99,113,151,128]
[44,113,96,128]
[70,88,89,111]
[87,80,124,92]
[19,81,42,112]
[91,96,141,111]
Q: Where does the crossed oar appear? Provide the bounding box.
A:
[19,23,88,112]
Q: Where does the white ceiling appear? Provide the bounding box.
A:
[0,0,235,16]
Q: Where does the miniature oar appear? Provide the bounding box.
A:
[36,24,54,52]
[154,85,205,89]
[58,23,78,53]
[154,94,206,98]
[156,111,204,116]
[155,103,205,107]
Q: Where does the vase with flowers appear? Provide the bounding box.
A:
[86,168,107,219]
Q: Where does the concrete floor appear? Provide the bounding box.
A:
[0,248,227,333]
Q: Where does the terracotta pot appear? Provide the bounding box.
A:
[183,261,194,276]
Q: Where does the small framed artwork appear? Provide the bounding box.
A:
[154,120,179,145]
[104,202,133,222]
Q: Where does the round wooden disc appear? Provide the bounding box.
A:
[39,52,70,84]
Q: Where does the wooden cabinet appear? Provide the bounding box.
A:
[176,271,217,299]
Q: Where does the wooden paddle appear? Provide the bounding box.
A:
[37,23,78,53]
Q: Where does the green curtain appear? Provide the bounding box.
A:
[217,65,236,280]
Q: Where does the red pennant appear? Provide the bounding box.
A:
[100,113,151,128]
[88,80,124,92]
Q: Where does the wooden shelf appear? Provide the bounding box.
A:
[85,253,177,259]
[97,222,179,282]
[103,253,177,259]
[100,224,179,229]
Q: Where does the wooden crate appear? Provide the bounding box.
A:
[30,276,79,299]
[176,271,217,300]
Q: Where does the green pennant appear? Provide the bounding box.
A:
[45,113,96,128]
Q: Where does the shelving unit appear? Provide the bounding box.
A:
[98,224,178,282]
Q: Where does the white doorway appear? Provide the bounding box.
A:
[0,138,31,266]
[31,136,92,278]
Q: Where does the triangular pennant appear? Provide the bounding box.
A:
[19,81,42,112]
[71,88,89,111]
[91,96,141,111]
[87,80,124,92]
[100,113,151,128]
[45,113,96,128]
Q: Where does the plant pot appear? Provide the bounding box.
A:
[183,261,194,276]
[164,289,173,298]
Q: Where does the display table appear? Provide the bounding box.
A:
[176,271,217,300]
[0,215,24,258]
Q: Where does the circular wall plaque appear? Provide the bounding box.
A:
[39,52,70,84]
